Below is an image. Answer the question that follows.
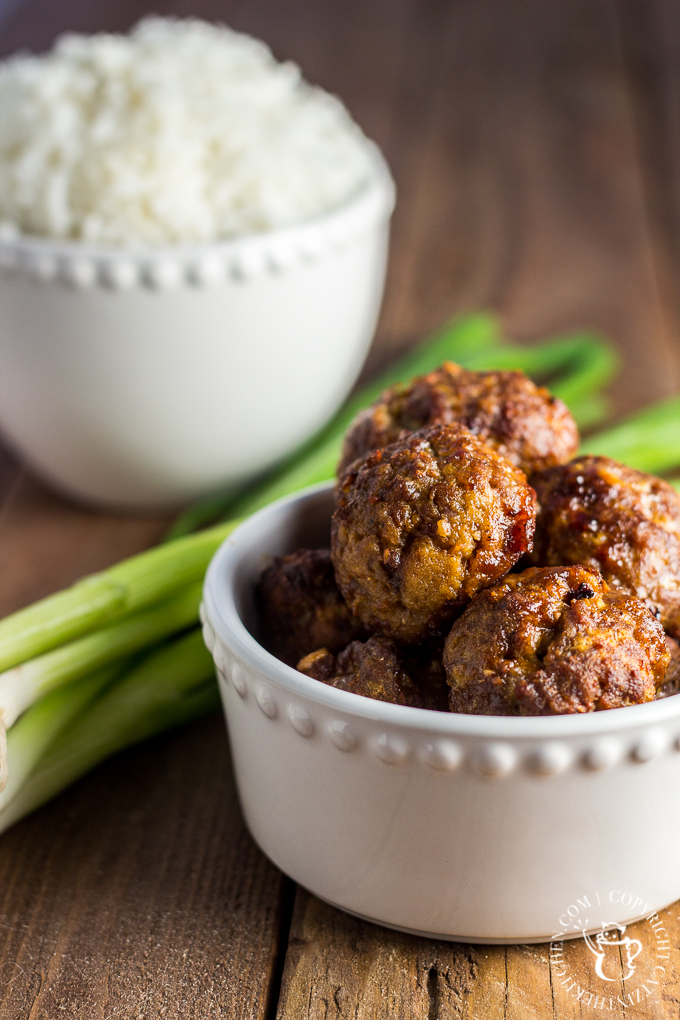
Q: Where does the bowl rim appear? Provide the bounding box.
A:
[203,481,680,740]
[0,141,395,259]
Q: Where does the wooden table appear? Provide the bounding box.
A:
[1,1,680,1016]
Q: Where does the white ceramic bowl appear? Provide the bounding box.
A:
[203,482,680,944]
[0,146,394,509]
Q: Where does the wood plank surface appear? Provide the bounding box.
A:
[616,0,680,371]
[0,716,292,1020]
[275,892,680,1019]
[0,0,680,1017]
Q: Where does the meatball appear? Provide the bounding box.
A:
[658,636,680,699]
[297,636,423,707]
[531,456,680,638]
[338,361,578,479]
[444,565,669,716]
[331,423,536,643]
[299,638,447,710]
[256,548,365,666]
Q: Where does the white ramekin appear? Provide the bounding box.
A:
[0,146,394,509]
[202,482,680,944]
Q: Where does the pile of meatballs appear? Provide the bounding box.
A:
[257,362,680,715]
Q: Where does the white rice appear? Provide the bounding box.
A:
[0,16,373,245]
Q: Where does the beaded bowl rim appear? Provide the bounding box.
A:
[203,481,680,741]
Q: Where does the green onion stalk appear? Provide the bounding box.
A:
[6,309,680,834]
[0,631,218,832]
[0,583,204,728]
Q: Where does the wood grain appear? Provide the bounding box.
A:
[616,0,680,374]
[0,0,680,1017]
[275,890,480,1020]
[276,893,680,1019]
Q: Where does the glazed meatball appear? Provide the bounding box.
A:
[444,566,669,716]
[297,636,423,707]
[257,548,365,666]
[331,423,537,644]
[658,636,680,699]
[531,456,680,638]
[338,362,578,479]
[299,638,447,710]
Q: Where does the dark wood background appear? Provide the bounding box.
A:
[1,1,680,1016]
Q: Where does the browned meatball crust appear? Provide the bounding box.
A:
[658,636,680,699]
[331,423,537,644]
[338,362,578,479]
[531,456,680,638]
[299,638,447,710]
[256,548,365,666]
[297,636,423,707]
[444,566,669,716]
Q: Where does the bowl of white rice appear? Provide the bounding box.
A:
[0,17,394,508]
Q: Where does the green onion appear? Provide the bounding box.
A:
[0,630,218,833]
[458,332,617,429]
[579,396,680,474]
[0,582,203,727]
[0,663,121,813]
[0,519,240,675]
